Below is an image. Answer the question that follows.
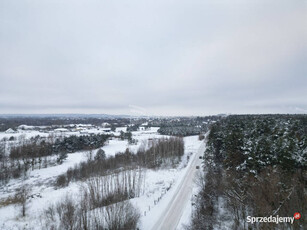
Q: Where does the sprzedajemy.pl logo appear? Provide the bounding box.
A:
[247,213,301,224]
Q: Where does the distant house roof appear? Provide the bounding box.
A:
[102,128,111,132]
[54,128,69,132]
[5,128,16,133]
[18,125,34,130]
[76,124,92,127]
[101,122,110,127]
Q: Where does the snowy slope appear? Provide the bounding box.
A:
[0,129,202,230]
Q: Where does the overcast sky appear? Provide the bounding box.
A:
[0,0,306,116]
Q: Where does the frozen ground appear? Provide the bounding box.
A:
[0,128,203,230]
[142,135,205,230]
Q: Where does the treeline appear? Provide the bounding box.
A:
[158,126,203,136]
[51,137,184,229]
[127,124,140,132]
[56,137,184,186]
[0,133,109,185]
[84,169,145,209]
[0,116,133,132]
[52,134,109,154]
[119,131,137,144]
[46,155,145,230]
[42,195,140,230]
[157,116,220,136]
[190,115,307,230]
[10,134,109,160]
[149,115,221,127]
[10,141,53,159]
[137,137,184,168]
[207,114,306,171]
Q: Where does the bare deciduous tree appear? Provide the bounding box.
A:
[15,183,32,217]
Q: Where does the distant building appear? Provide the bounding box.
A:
[80,130,89,134]
[102,128,111,133]
[101,122,110,128]
[5,128,17,133]
[74,127,87,132]
[18,125,34,130]
[76,124,92,128]
[54,128,69,133]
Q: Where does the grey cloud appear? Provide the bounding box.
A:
[0,0,306,115]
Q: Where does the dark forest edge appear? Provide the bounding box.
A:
[189,114,306,230]
[0,133,109,185]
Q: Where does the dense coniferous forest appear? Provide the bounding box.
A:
[190,114,307,230]
[157,116,221,136]
[10,134,109,159]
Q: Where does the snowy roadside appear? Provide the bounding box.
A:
[137,136,203,230]
[0,130,202,230]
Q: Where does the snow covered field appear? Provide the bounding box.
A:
[0,127,203,230]
[138,135,203,230]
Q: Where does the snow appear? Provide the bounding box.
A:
[0,128,202,230]
[177,185,199,229]
[54,128,69,132]
[0,151,87,200]
[18,125,35,130]
[5,128,16,134]
[115,127,127,132]
[137,135,203,230]
[102,139,129,156]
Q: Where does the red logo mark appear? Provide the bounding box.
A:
[294,212,301,220]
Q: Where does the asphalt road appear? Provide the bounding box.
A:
[151,140,207,230]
